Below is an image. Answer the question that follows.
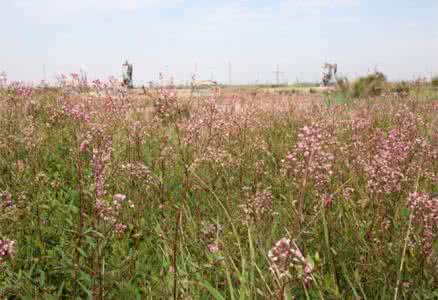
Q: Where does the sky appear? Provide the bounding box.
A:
[1,0,438,85]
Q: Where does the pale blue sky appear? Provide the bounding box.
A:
[1,0,438,84]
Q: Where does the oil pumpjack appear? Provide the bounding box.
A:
[321,63,338,87]
[122,60,134,89]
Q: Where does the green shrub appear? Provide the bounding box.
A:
[391,81,410,97]
[431,76,438,87]
[278,89,297,96]
[351,72,387,98]
[336,77,350,94]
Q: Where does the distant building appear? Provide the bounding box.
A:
[191,80,218,88]
[191,80,218,97]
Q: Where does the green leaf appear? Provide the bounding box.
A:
[78,280,92,299]
[400,207,410,219]
[200,281,226,300]
[39,270,45,286]
[57,281,65,297]
[76,247,88,258]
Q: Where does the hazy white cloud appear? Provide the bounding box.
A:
[200,0,358,31]
[12,0,183,20]
[285,0,359,7]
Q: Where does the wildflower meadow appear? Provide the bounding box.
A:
[0,76,437,299]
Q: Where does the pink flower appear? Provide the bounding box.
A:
[114,223,127,234]
[207,243,219,253]
[113,194,126,203]
[268,238,313,282]
[323,194,333,208]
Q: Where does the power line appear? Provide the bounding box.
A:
[273,64,284,85]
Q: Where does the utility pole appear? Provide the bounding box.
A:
[228,61,232,85]
[43,64,46,84]
[207,67,215,81]
[273,64,284,85]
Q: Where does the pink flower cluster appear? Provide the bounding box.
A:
[14,85,34,98]
[363,110,426,195]
[408,192,438,256]
[91,130,112,200]
[95,199,117,223]
[282,123,334,194]
[121,162,156,186]
[200,222,223,253]
[0,239,15,265]
[59,76,133,126]
[201,222,223,241]
[153,89,178,120]
[127,121,147,146]
[268,238,313,282]
[78,125,107,153]
[95,193,131,234]
[0,192,14,210]
[63,102,91,123]
[191,146,234,171]
[240,186,273,224]
[114,223,127,234]
[207,242,220,253]
[179,96,264,150]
